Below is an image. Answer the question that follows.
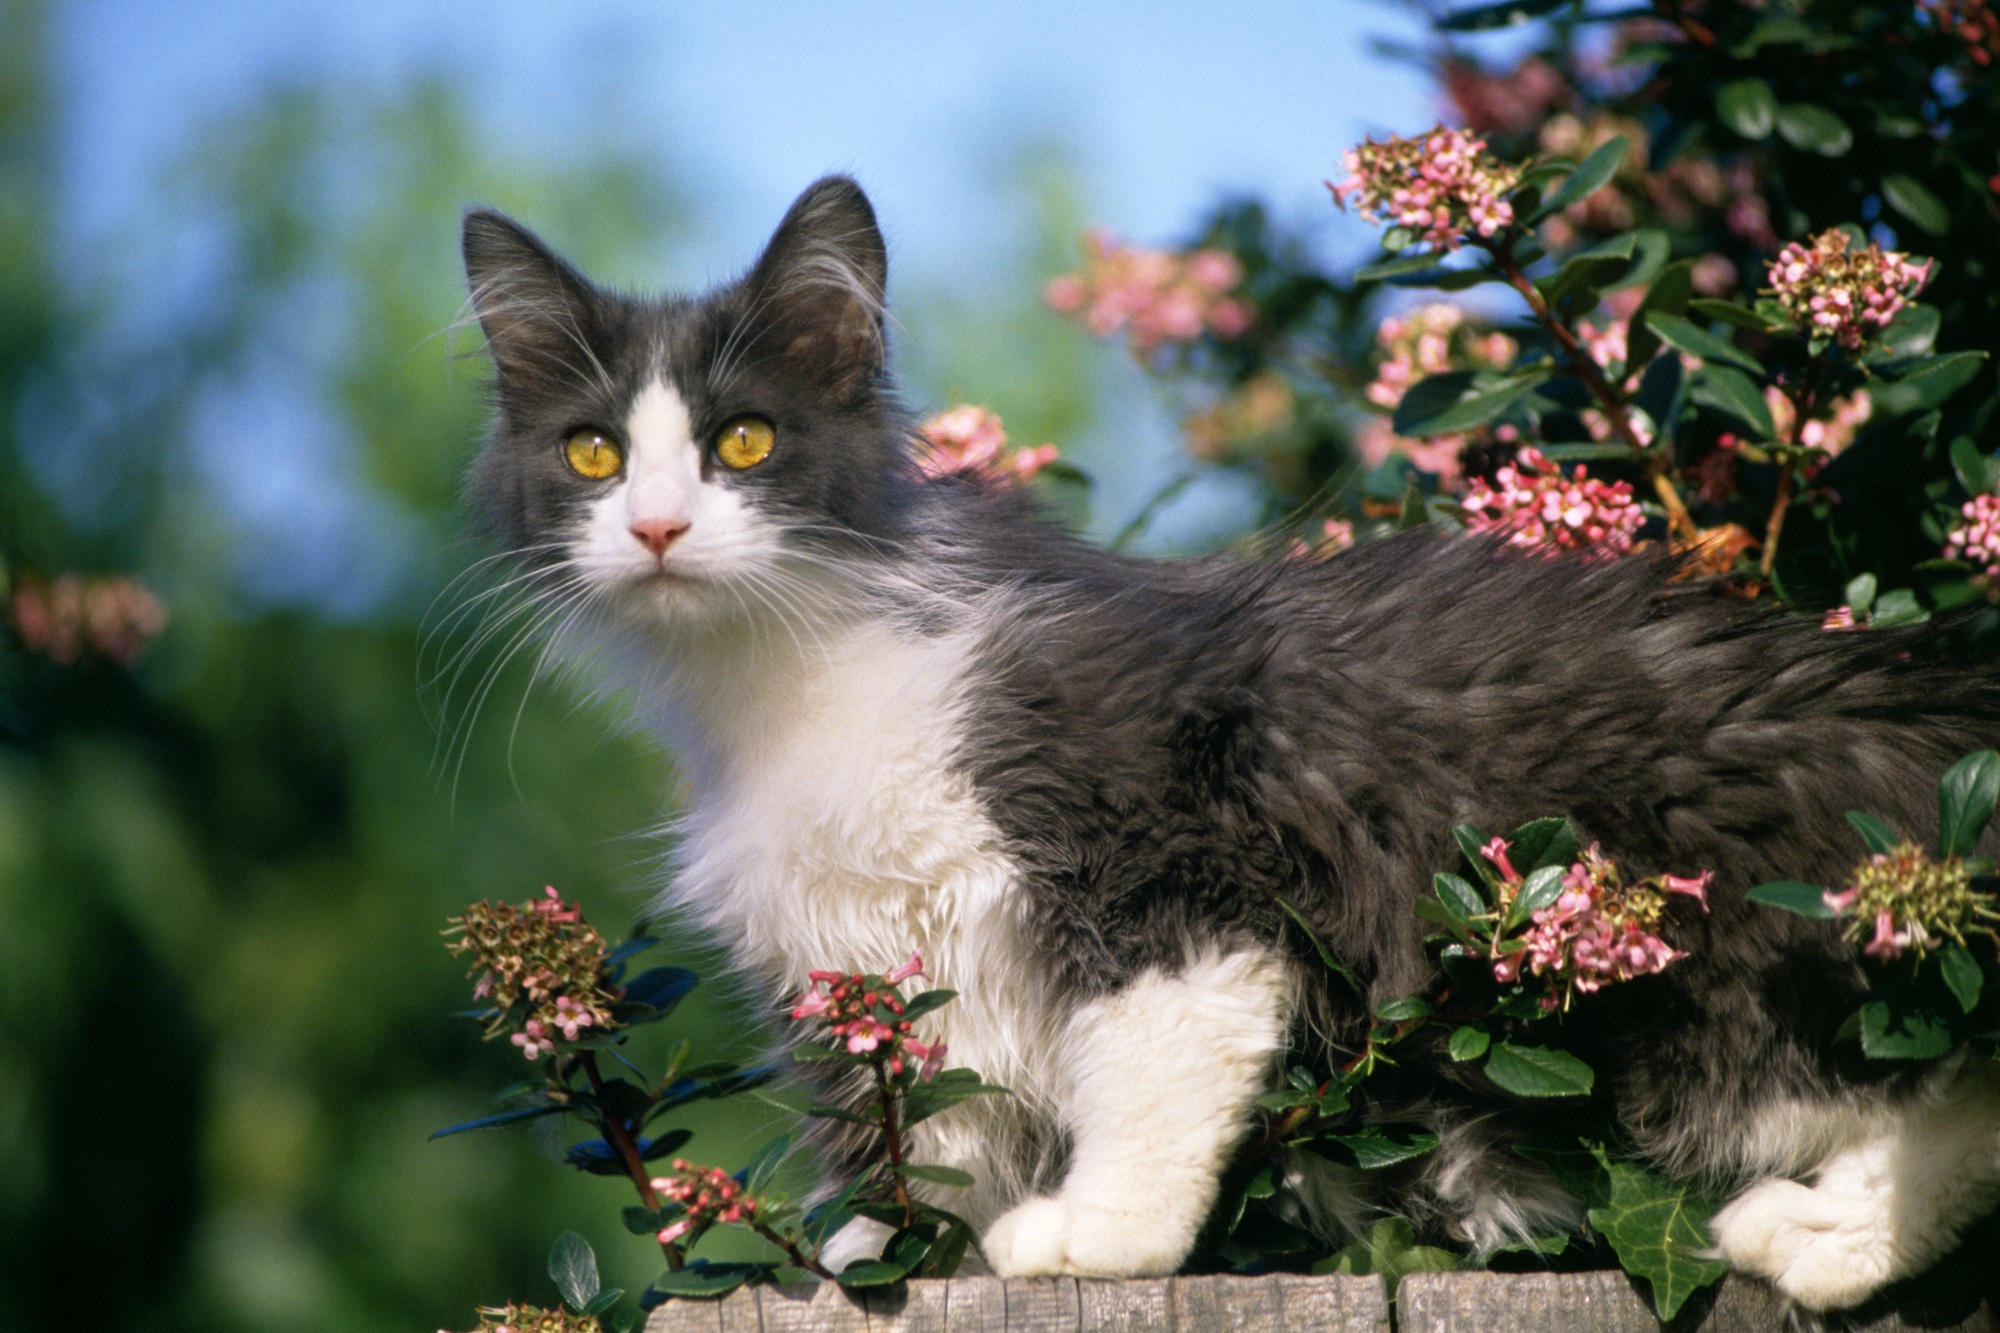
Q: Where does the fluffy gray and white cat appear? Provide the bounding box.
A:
[458,176,2000,1310]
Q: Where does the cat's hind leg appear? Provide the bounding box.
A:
[980,946,1292,1277]
[1711,1056,2000,1311]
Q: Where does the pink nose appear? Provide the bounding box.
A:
[629,518,689,558]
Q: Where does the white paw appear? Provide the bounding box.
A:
[1711,1178,1896,1311]
[981,1194,1186,1277]
[817,1215,895,1274]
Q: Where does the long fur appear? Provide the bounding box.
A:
[457,175,2000,1309]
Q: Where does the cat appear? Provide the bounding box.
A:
[457,175,2000,1311]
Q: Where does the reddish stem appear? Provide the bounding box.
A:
[580,1052,684,1270]
[871,1059,915,1225]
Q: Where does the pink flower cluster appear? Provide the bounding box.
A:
[1045,230,1252,359]
[1822,841,1995,962]
[916,405,1058,484]
[1483,839,1711,1009]
[1766,230,1933,352]
[7,571,167,666]
[1460,448,1645,560]
[651,1158,760,1244]
[789,951,946,1079]
[1945,493,2000,580]
[1330,125,1523,252]
[1354,304,1518,486]
[443,887,620,1062]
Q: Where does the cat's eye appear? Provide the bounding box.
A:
[714,416,775,470]
[563,428,623,480]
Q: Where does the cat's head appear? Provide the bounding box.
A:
[460,176,914,631]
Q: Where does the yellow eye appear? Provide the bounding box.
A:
[563,429,623,480]
[715,416,775,470]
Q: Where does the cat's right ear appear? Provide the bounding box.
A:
[461,209,600,398]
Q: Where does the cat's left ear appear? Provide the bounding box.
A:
[744,176,889,397]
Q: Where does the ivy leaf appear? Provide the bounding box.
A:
[548,1232,601,1312]
[1937,750,2000,858]
[1585,1156,1728,1321]
[1942,945,1985,1015]
[1312,1216,1460,1288]
[1745,881,1835,919]
[1482,1042,1595,1097]
[1846,810,1902,854]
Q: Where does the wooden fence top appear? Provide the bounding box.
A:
[643,1269,1999,1332]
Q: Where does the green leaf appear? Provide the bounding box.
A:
[742,1131,793,1192]
[1506,864,1568,932]
[623,1205,669,1236]
[1514,1139,1612,1208]
[1882,174,1950,235]
[1872,303,1942,363]
[894,1163,975,1188]
[1377,995,1434,1022]
[1858,1000,1954,1060]
[1355,251,1453,282]
[1942,945,1985,1015]
[1392,369,1544,438]
[1872,589,1928,630]
[1278,896,1363,992]
[1938,750,2000,858]
[1717,77,1777,139]
[548,1232,600,1312]
[801,1175,870,1248]
[897,988,958,1024]
[1530,135,1630,224]
[1433,872,1486,921]
[1506,817,1579,873]
[1454,824,1499,886]
[619,965,698,1018]
[1534,233,1641,307]
[1483,1042,1595,1097]
[1642,310,1762,375]
[1844,572,1878,615]
[1745,881,1836,919]
[427,1102,569,1139]
[1775,103,1853,156]
[1312,1216,1460,1286]
[580,1288,626,1317]
[836,1259,911,1289]
[1689,365,1775,439]
[1847,810,1902,853]
[1951,438,2000,498]
[1874,352,1987,417]
[1624,260,1694,372]
[1314,1125,1441,1170]
[1449,1025,1491,1062]
[1586,1156,1728,1320]
[902,1069,1009,1126]
[1687,298,1772,331]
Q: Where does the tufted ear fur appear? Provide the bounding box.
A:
[461,209,606,404]
[741,176,889,398]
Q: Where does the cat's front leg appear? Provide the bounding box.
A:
[981,947,1292,1277]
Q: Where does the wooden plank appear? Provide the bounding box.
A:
[996,1277,1078,1332]
[1169,1273,1281,1333]
[858,1275,952,1332]
[1270,1273,1391,1333]
[1076,1276,1170,1330]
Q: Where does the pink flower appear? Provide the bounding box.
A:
[1662,870,1712,908]
[1045,232,1254,361]
[1331,125,1522,253]
[916,405,1060,486]
[1862,909,1912,960]
[884,950,925,984]
[1480,836,1518,882]
[1461,448,1644,560]
[1765,230,1932,352]
[1822,605,1860,631]
[1945,492,2000,580]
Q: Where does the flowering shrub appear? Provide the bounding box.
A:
[1330,125,1522,250]
[1459,446,1644,560]
[1765,230,1933,353]
[5,569,166,666]
[915,405,1059,484]
[1044,228,1251,363]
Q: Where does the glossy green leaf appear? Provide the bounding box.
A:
[1355,251,1454,282]
[1874,352,1987,417]
[1392,370,1544,438]
[1530,135,1630,223]
[897,988,958,1024]
[1689,365,1775,439]
[1775,103,1853,156]
[1377,995,1434,1022]
[427,1102,569,1139]
[1642,310,1762,375]
[1624,260,1693,372]
[1315,1125,1441,1170]
[1871,304,1942,363]
[1483,1042,1595,1097]
[1534,233,1640,309]
[1847,810,1903,853]
[1433,872,1486,921]
[894,1163,975,1188]
[836,1259,911,1289]
[1687,298,1771,331]
[1882,173,1950,235]
[742,1131,793,1192]
[1449,1025,1491,1062]
[1844,573,1878,615]
[649,1260,770,1298]
[1746,881,1836,919]
[1938,750,2000,858]
[1717,78,1777,140]
[1943,946,1985,1015]
[1586,1157,1728,1320]
[1507,864,1568,932]
[1454,824,1499,886]
[1951,438,2000,498]
[1858,1000,1954,1059]
[1278,896,1363,991]
[548,1231,600,1312]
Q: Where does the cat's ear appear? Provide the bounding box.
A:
[743,176,889,397]
[461,209,602,399]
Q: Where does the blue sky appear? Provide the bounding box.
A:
[48,1,1446,604]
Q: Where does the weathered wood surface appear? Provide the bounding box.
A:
[645,1270,1999,1332]
[643,1273,1388,1332]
